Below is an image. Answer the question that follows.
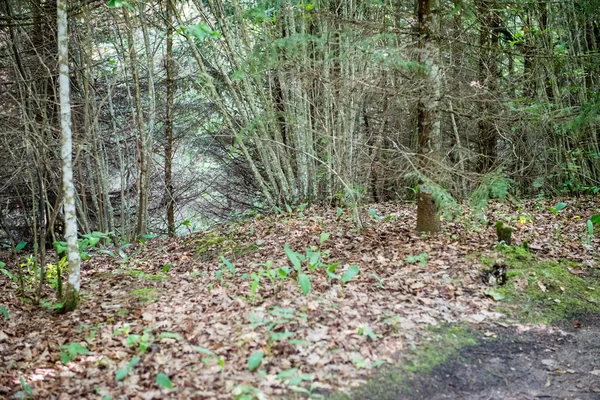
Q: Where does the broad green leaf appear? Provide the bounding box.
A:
[0,305,8,320]
[127,356,141,369]
[0,261,5,268]
[19,378,33,395]
[278,267,289,278]
[288,339,310,346]
[591,214,600,225]
[306,250,320,269]
[159,332,182,340]
[61,352,71,365]
[221,256,236,274]
[336,207,343,217]
[155,373,174,388]
[284,244,302,271]
[368,208,380,221]
[115,368,128,381]
[319,232,330,244]
[0,268,13,280]
[587,219,594,236]
[270,331,294,341]
[362,326,378,341]
[555,202,567,212]
[247,351,264,372]
[277,368,298,379]
[15,241,27,251]
[341,265,359,284]
[299,273,311,296]
[193,346,215,356]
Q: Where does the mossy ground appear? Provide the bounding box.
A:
[481,244,600,324]
[195,231,262,260]
[329,325,480,400]
[130,288,159,304]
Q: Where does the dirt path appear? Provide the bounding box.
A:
[343,316,600,400]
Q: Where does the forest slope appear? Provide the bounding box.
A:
[0,199,599,399]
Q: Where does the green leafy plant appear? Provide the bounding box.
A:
[60,342,89,364]
[115,356,140,381]
[155,373,174,388]
[193,346,225,371]
[549,202,567,216]
[247,351,264,372]
[18,377,33,398]
[0,305,8,320]
[341,265,360,285]
[232,384,264,400]
[358,326,379,341]
[470,170,512,216]
[405,252,428,266]
[368,208,380,222]
[371,273,384,288]
[586,217,596,246]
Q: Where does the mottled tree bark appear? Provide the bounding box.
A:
[57,0,81,312]
[165,0,175,236]
[416,0,441,233]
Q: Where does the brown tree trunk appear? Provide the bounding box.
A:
[416,0,441,234]
[165,0,175,236]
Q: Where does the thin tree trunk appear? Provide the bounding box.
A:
[57,0,81,312]
[165,0,175,236]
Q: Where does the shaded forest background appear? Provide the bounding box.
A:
[0,0,599,244]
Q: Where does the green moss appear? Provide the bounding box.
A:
[131,288,159,304]
[329,325,479,400]
[195,232,229,260]
[125,270,167,281]
[232,243,262,257]
[481,245,600,324]
[195,231,261,260]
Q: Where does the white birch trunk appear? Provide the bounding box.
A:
[57,0,81,312]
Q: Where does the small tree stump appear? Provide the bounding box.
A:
[417,185,440,233]
[495,221,514,245]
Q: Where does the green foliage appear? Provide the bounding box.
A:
[470,170,512,215]
[341,265,360,284]
[419,181,459,220]
[19,377,33,398]
[60,342,89,364]
[107,0,133,9]
[405,253,428,266]
[181,23,221,41]
[232,384,264,400]
[277,368,315,387]
[548,202,567,216]
[54,231,111,259]
[131,288,159,304]
[155,373,174,388]
[115,356,140,381]
[247,351,264,372]
[368,208,380,222]
[299,273,311,296]
[0,305,8,320]
[358,326,379,341]
[193,346,225,370]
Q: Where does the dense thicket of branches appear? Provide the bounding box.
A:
[0,0,598,242]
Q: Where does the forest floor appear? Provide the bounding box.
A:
[1,198,599,399]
